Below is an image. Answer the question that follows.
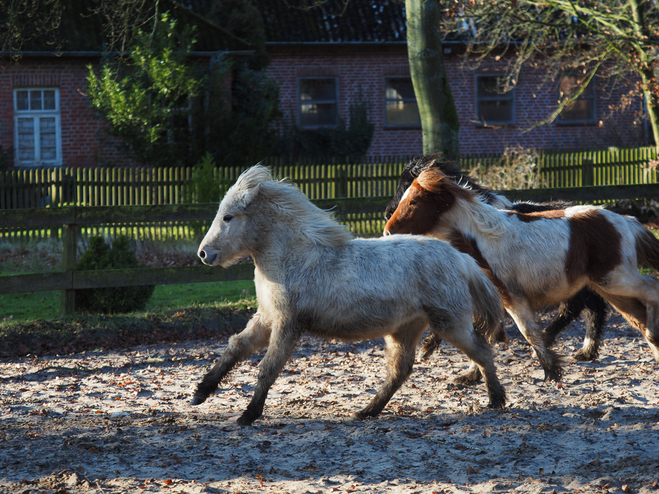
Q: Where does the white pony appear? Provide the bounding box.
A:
[385,167,659,381]
[192,165,507,425]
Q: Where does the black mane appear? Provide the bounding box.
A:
[385,154,573,220]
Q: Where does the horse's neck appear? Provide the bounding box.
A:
[447,197,510,239]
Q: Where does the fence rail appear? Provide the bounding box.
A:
[2,148,659,241]
[3,183,659,317]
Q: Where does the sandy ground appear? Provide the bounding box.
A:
[1,310,659,494]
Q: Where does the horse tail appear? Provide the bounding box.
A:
[635,226,659,271]
[467,264,506,342]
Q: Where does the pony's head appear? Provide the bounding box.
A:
[384,154,462,220]
[198,165,271,267]
[198,164,353,267]
[384,167,475,236]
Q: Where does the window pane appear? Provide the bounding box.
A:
[477,77,506,97]
[40,117,57,160]
[300,103,337,126]
[300,79,336,101]
[43,90,56,110]
[386,101,421,126]
[386,78,416,100]
[560,99,593,121]
[17,117,35,162]
[30,90,42,110]
[478,100,513,123]
[16,90,28,111]
[558,74,594,121]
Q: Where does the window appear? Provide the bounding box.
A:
[298,78,338,128]
[557,74,596,123]
[14,88,61,166]
[475,75,515,125]
[385,76,420,127]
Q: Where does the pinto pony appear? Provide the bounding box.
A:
[385,167,659,381]
[385,154,608,362]
[192,165,507,425]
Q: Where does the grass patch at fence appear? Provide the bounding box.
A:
[1,279,256,324]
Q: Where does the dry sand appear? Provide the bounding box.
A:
[1,310,658,493]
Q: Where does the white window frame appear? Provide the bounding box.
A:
[13,88,62,167]
[297,77,338,128]
[384,76,421,127]
[475,74,516,125]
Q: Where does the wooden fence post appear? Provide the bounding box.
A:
[336,165,348,198]
[582,159,594,187]
[60,216,77,316]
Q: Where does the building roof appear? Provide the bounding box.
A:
[255,0,407,44]
[1,0,251,55]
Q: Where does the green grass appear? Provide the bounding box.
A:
[1,280,256,323]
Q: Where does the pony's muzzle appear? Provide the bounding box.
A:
[198,248,219,266]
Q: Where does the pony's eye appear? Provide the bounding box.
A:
[223,214,233,223]
[409,200,417,206]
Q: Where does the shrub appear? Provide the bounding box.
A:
[466,146,546,190]
[76,236,154,314]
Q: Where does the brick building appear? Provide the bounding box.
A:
[0,0,649,168]
[261,0,648,157]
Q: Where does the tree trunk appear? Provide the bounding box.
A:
[405,0,460,159]
[629,0,659,150]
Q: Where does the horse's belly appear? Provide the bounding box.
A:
[304,310,420,342]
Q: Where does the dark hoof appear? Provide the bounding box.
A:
[574,349,598,362]
[543,368,563,382]
[191,395,208,406]
[452,371,482,386]
[352,409,378,420]
[446,382,468,391]
[487,399,506,409]
[236,412,258,426]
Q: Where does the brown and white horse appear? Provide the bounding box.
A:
[385,167,659,381]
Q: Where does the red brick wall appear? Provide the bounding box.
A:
[266,44,647,157]
[1,50,647,170]
[0,57,133,168]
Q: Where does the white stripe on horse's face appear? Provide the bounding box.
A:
[401,185,412,203]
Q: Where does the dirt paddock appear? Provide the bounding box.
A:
[1,310,658,494]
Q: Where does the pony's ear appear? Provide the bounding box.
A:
[242,183,261,207]
[416,168,448,194]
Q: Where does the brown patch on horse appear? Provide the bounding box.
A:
[447,229,512,307]
[385,168,473,235]
[565,210,622,285]
[508,210,567,223]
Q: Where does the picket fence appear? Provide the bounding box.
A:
[1,147,658,241]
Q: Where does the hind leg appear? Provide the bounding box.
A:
[543,292,586,348]
[354,320,426,419]
[508,300,563,381]
[428,309,505,409]
[192,311,271,406]
[574,291,608,361]
[594,271,659,362]
[598,290,659,362]
[438,328,506,409]
[419,330,442,359]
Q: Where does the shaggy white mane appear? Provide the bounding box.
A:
[231,165,353,247]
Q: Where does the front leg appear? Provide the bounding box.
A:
[191,312,271,406]
[237,322,301,426]
[507,300,564,382]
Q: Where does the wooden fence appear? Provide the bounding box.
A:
[2,183,659,318]
[2,147,658,241]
